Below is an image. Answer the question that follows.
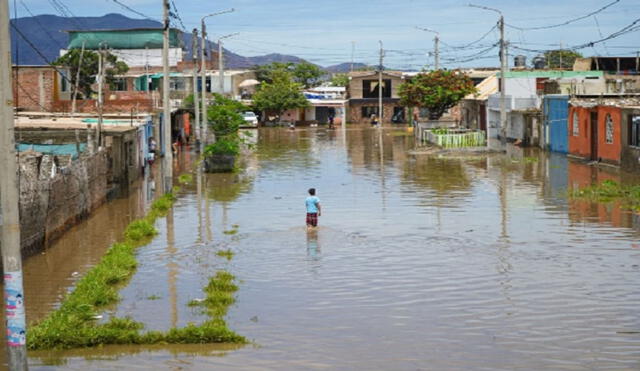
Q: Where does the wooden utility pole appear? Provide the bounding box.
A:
[162,0,172,193]
[71,41,85,116]
[191,28,200,149]
[378,40,384,127]
[350,41,355,73]
[434,34,440,70]
[0,0,28,368]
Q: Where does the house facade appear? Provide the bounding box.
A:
[568,100,623,165]
[12,66,71,112]
[347,71,406,124]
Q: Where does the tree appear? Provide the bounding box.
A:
[544,49,583,69]
[330,73,349,87]
[292,62,324,88]
[252,74,309,122]
[204,94,247,156]
[52,49,129,98]
[398,70,476,120]
[252,62,294,84]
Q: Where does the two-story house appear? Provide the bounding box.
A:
[347,71,406,124]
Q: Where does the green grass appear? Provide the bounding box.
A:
[223,229,238,235]
[28,186,246,350]
[146,295,161,300]
[216,249,234,260]
[570,179,640,211]
[178,173,193,185]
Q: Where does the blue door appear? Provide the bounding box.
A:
[544,95,569,153]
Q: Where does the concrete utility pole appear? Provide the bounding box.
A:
[415,27,440,70]
[71,41,85,116]
[0,0,28,368]
[470,4,507,146]
[162,0,172,193]
[218,33,239,96]
[200,9,234,147]
[191,28,200,150]
[378,40,384,127]
[97,44,104,148]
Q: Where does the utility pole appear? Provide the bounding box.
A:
[1,0,28,368]
[499,14,507,145]
[162,0,172,193]
[469,4,507,146]
[191,28,200,149]
[350,41,355,73]
[415,27,439,70]
[218,33,239,96]
[378,40,384,127]
[71,41,85,116]
[200,9,234,146]
[200,20,208,148]
[97,44,104,149]
[559,41,564,69]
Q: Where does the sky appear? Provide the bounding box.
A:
[12,0,640,70]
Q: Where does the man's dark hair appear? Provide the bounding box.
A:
[308,188,316,195]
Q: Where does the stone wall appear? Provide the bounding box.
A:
[18,151,108,256]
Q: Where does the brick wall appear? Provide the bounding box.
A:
[348,100,405,124]
[13,67,57,112]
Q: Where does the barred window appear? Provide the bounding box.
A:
[572,111,579,136]
[605,114,614,144]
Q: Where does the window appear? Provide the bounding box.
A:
[59,70,69,92]
[169,77,185,91]
[392,107,405,123]
[112,78,127,91]
[361,106,380,118]
[605,114,614,144]
[630,115,640,147]
[572,111,579,136]
[362,79,391,99]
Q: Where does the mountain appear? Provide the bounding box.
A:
[9,13,317,69]
[325,62,371,73]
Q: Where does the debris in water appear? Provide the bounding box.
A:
[71,272,80,277]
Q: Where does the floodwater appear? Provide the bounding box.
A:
[18,127,640,370]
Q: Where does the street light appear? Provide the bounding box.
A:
[469,3,507,146]
[217,32,240,96]
[200,8,235,148]
[415,26,440,70]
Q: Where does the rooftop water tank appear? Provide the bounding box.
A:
[514,55,527,68]
[533,56,546,69]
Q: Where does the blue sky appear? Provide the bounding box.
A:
[14,0,640,69]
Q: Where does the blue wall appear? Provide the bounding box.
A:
[543,95,569,153]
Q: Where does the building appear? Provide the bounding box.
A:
[620,106,640,172]
[459,72,498,132]
[347,71,406,124]
[12,65,71,112]
[487,70,603,144]
[302,87,347,125]
[541,95,569,152]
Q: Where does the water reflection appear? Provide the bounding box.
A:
[305,229,320,260]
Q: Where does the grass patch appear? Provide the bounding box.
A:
[570,179,640,211]
[188,271,243,324]
[523,156,539,163]
[223,229,238,235]
[28,186,246,350]
[146,295,161,300]
[216,249,234,260]
[178,173,193,185]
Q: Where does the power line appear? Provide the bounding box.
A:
[507,0,621,31]
[169,0,186,31]
[109,0,160,22]
[18,0,63,48]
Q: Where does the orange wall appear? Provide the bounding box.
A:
[568,106,593,159]
[596,106,622,164]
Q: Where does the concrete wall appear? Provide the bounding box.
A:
[569,105,622,164]
[597,106,622,164]
[18,151,108,256]
[568,106,595,160]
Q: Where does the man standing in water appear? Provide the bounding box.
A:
[306,188,321,228]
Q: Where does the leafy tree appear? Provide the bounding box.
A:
[292,62,324,88]
[330,73,349,87]
[543,49,583,69]
[52,49,129,98]
[204,94,247,156]
[252,62,295,84]
[252,74,309,122]
[398,70,476,120]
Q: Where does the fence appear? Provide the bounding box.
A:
[423,129,486,148]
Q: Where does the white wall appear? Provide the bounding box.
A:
[60,48,184,68]
[505,77,537,98]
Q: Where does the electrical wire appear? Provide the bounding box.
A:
[507,0,621,31]
[109,0,160,22]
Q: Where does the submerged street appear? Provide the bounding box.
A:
[20,126,640,370]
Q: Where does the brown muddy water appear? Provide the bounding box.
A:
[14,127,640,370]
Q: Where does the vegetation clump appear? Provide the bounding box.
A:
[178,173,193,185]
[216,249,235,260]
[28,186,246,350]
[570,179,640,211]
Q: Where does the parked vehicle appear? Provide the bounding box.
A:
[242,111,259,127]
